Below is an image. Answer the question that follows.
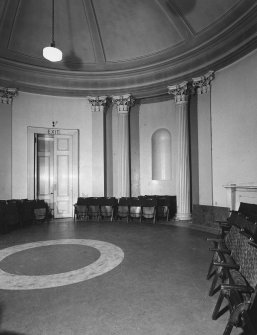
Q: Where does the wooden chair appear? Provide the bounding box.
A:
[129,197,142,222]
[74,197,88,221]
[99,197,117,222]
[0,200,7,233]
[87,197,101,221]
[206,211,240,290]
[140,197,157,224]
[116,197,131,222]
[156,196,170,222]
[212,237,257,335]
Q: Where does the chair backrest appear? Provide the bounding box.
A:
[76,197,87,205]
[237,214,257,241]
[156,196,169,207]
[238,202,257,222]
[118,197,130,206]
[100,197,118,207]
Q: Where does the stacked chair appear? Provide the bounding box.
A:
[73,197,89,221]
[87,197,101,220]
[156,196,171,221]
[129,197,142,222]
[99,197,118,221]
[5,200,20,229]
[0,199,50,234]
[116,197,131,222]
[0,200,7,233]
[74,195,176,223]
[139,196,157,223]
[206,202,257,335]
[74,197,118,222]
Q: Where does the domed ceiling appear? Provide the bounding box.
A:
[0,0,257,98]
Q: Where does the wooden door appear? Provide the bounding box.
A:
[53,135,73,218]
[36,135,54,211]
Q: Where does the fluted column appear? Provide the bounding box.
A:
[88,96,109,196]
[168,81,191,220]
[112,94,134,198]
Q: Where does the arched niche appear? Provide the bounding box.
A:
[152,128,171,180]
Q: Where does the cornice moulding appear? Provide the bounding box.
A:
[0,7,256,98]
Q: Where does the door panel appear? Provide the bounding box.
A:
[54,135,73,218]
[37,135,54,210]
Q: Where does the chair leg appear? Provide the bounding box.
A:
[212,291,225,320]
[223,323,233,335]
[207,260,215,280]
[209,271,219,296]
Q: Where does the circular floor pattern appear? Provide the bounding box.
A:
[0,239,124,290]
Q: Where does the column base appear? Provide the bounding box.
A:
[175,213,192,221]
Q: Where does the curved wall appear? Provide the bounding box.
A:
[211,49,257,207]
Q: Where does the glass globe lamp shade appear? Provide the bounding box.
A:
[43,43,62,62]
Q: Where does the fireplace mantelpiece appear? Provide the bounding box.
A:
[224,184,257,210]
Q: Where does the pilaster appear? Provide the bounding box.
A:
[192,71,215,206]
[88,96,109,196]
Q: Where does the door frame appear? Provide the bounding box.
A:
[28,127,79,217]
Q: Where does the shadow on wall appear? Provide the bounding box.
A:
[63,50,84,71]
[0,303,27,335]
[62,0,84,71]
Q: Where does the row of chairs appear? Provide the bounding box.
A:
[74,195,177,223]
[0,199,50,233]
[206,202,257,335]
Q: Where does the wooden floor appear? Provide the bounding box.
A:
[0,219,244,335]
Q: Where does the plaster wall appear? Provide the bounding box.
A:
[198,92,213,205]
[189,95,199,205]
[211,49,257,207]
[130,104,140,196]
[11,92,93,199]
[0,103,12,199]
[111,104,119,197]
[139,99,177,196]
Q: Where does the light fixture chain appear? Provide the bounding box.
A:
[52,0,55,44]
[42,0,62,61]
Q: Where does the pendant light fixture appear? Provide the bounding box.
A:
[43,0,62,62]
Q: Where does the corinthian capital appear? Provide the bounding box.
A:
[112,94,135,114]
[192,71,215,94]
[0,87,18,104]
[168,81,189,103]
[88,96,109,112]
